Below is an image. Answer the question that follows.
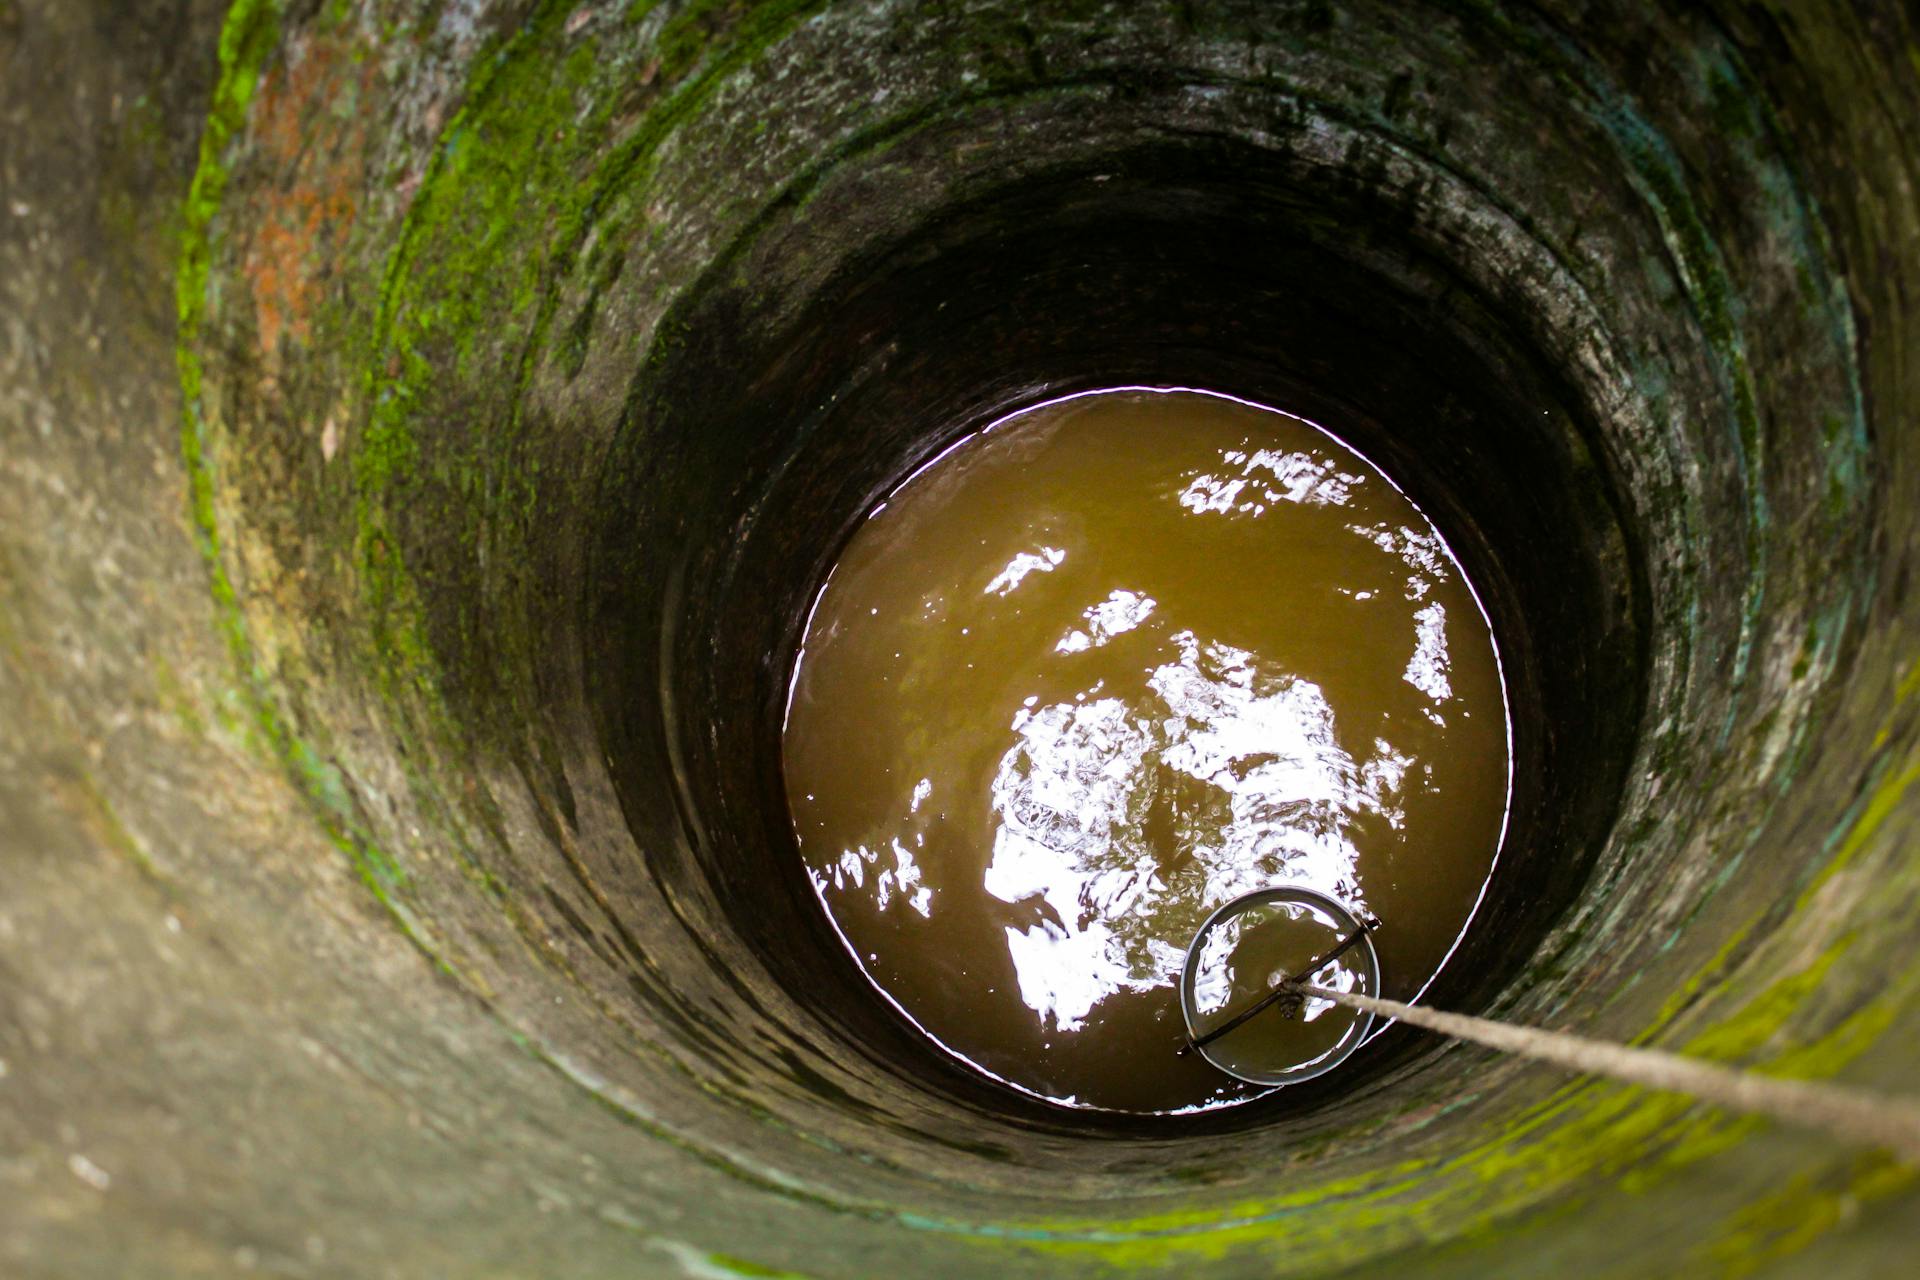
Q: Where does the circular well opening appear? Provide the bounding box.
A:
[586,140,1647,1133]
[780,384,1512,1113]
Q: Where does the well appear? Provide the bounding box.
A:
[3,1,1918,1274]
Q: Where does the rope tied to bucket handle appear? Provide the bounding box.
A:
[1280,981,1920,1165]
[1175,916,1378,1057]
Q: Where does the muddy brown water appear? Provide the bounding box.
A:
[782,388,1510,1112]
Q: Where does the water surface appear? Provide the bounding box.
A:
[783,388,1510,1111]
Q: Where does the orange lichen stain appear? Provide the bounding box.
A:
[241,36,375,362]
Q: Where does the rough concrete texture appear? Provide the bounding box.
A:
[4,1,1920,1276]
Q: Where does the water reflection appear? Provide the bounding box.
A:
[1177,447,1365,515]
[985,626,1408,1032]
[782,388,1510,1111]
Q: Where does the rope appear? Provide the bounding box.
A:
[1298,983,1920,1165]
